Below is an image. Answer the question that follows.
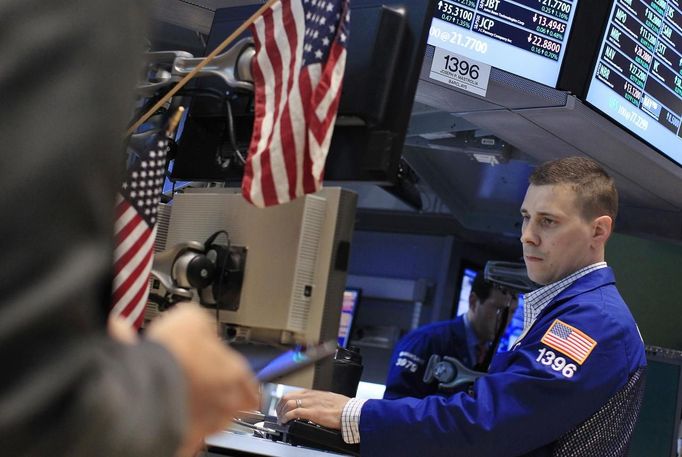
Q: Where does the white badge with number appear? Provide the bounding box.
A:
[429,47,491,97]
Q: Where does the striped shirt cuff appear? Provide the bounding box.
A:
[341,398,367,444]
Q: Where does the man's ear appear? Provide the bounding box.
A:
[592,215,613,245]
[469,292,479,311]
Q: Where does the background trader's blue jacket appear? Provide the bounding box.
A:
[359,268,646,457]
[384,314,472,399]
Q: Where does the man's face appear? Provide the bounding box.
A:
[520,184,596,285]
[470,288,516,342]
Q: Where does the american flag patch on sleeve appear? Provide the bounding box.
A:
[541,319,597,365]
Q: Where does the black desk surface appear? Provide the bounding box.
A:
[200,431,351,457]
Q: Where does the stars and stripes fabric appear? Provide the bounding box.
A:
[541,319,597,365]
[242,0,350,207]
[111,133,169,328]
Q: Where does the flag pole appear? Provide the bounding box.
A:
[166,106,185,137]
[126,0,279,137]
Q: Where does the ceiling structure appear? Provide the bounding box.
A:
[152,0,252,35]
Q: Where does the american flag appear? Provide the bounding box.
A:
[242,0,350,207]
[111,133,169,328]
[541,319,597,365]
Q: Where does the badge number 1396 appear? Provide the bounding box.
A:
[430,47,491,97]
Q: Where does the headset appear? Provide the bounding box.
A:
[150,230,247,312]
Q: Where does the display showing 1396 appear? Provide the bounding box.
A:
[441,53,482,80]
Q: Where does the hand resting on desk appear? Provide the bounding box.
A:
[276,390,351,430]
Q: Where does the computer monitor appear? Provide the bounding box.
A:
[427,0,582,88]
[629,346,682,457]
[146,187,357,389]
[455,268,525,352]
[171,0,436,184]
[456,267,477,316]
[338,287,361,348]
[585,0,682,167]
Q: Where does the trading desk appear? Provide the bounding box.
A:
[200,430,352,457]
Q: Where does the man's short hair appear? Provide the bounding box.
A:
[471,273,493,303]
[529,156,618,222]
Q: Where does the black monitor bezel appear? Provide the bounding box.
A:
[170,0,437,185]
[556,0,613,97]
[339,287,363,348]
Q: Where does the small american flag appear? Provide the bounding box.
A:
[111,133,169,328]
[242,0,350,207]
[541,319,597,365]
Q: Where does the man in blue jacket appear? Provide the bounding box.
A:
[277,156,646,456]
[384,273,517,400]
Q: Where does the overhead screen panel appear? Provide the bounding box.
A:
[427,0,580,87]
[586,0,682,167]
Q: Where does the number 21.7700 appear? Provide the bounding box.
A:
[430,26,489,53]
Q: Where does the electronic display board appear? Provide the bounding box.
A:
[586,0,682,166]
[427,0,581,87]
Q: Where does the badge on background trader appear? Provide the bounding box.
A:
[395,351,424,373]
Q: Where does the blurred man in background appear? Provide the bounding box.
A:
[0,1,257,456]
[384,273,516,399]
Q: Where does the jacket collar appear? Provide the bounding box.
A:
[551,267,616,305]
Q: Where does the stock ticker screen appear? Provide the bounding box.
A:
[427,0,580,87]
[586,0,682,166]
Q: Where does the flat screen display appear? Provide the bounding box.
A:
[586,0,682,166]
[456,268,477,316]
[427,0,581,87]
[338,288,361,348]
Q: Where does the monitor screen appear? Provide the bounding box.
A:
[456,267,477,316]
[456,268,525,352]
[338,288,361,348]
[427,0,581,88]
[585,0,682,167]
[171,0,435,184]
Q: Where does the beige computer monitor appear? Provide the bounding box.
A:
[146,187,357,389]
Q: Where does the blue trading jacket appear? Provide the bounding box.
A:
[359,268,646,457]
[384,315,473,400]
